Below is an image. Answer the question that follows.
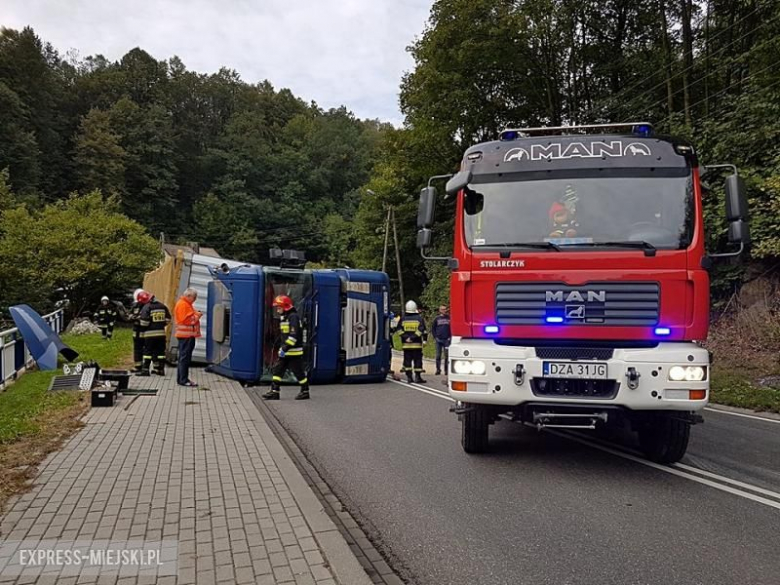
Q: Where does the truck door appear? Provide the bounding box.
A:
[260,269,314,382]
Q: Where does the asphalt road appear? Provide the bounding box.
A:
[250,379,780,585]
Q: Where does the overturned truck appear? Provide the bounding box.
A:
[208,265,391,385]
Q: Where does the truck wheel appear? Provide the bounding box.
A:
[638,413,690,464]
[462,405,490,454]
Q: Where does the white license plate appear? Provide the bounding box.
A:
[542,362,608,380]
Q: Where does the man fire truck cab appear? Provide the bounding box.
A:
[417,122,749,464]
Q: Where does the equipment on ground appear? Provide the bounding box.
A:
[416,122,749,464]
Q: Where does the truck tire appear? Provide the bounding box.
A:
[638,413,690,464]
[462,405,490,454]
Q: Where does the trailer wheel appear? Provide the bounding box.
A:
[462,405,490,454]
[638,413,690,464]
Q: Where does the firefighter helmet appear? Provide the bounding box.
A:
[101,296,109,302]
[133,288,144,302]
[137,291,151,304]
[273,295,294,312]
[405,300,419,314]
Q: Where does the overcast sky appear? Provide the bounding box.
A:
[2,0,433,124]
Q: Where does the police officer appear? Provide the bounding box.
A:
[137,294,171,376]
[128,289,151,373]
[431,305,452,376]
[95,296,117,340]
[262,295,309,401]
[395,300,428,383]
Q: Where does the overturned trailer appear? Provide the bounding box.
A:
[208,265,391,385]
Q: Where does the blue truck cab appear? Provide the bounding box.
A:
[207,265,391,384]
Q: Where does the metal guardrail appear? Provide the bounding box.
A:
[0,308,65,391]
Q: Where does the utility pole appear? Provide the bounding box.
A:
[391,208,405,314]
[381,207,391,273]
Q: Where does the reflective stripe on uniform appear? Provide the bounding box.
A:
[285,338,297,346]
[285,349,303,356]
[298,378,308,385]
[402,343,423,349]
[272,376,283,382]
[141,330,167,338]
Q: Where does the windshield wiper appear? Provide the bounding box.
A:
[568,241,657,257]
[473,241,562,252]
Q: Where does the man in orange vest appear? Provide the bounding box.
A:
[174,287,202,387]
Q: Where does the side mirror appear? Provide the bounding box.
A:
[728,219,750,245]
[445,170,472,196]
[416,228,432,249]
[417,187,437,228]
[724,174,748,221]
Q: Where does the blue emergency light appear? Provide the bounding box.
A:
[654,327,671,336]
[484,325,500,334]
[546,316,564,324]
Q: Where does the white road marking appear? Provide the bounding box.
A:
[392,378,780,511]
[704,407,780,425]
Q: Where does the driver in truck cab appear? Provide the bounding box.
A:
[548,185,580,239]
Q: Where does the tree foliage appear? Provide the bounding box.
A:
[0,190,159,316]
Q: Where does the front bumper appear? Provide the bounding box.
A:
[447,339,709,411]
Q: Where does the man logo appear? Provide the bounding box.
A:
[504,141,652,162]
[546,290,606,303]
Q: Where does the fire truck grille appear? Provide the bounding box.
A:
[531,378,620,399]
[535,347,614,361]
[495,282,660,326]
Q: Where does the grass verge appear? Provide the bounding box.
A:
[710,369,780,414]
[0,328,133,513]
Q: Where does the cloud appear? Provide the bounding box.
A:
[2,0,432,124]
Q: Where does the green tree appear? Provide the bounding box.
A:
[73,108,126,195]
[0,191,159,315]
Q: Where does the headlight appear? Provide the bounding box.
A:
[668,366,707,382]
[452,360,486,375]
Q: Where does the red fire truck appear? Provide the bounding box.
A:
[416,123,749,463]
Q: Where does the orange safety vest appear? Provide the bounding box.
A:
[174,297,202,339]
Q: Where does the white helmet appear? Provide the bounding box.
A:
[405,300,419,314]
[133,288,144,302]
[101,296,109,302]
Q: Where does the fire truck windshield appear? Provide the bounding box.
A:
[464,174,694,251]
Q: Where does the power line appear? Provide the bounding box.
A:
[659,59,780,125]
[585,3,770,120]
[625,31,780,122]
[600,9,780,121]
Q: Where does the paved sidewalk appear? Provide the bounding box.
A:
[0,369,372,585]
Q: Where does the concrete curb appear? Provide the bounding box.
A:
[242,388,373,585]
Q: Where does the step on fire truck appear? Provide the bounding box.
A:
[416,123,749,463]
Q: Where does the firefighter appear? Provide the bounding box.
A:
[262,295,309,401]
[137,294,171,376]
[128,289,151,373]
[95,296,117,340]
[395,300,428,383]
[548,184,580,238]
